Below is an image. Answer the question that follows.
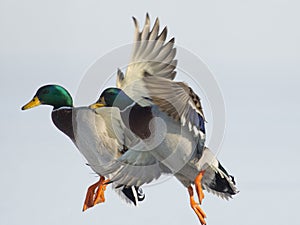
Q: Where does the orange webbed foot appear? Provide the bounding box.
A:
[188,186,207,225]
[194,170,205,204]
[82,176,110,211]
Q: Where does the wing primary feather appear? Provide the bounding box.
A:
[141,14,150,41]
[156,27,168,42]
[132,16,140,41]
[120,14,177,97]
[149,18,160,40]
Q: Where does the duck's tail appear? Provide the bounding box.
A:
[113,184,145,206]
[201,148,239,200]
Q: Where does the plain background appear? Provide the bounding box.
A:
[1,0,299,224]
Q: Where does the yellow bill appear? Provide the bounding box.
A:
[21,96,41,110]
[89,103,105,109]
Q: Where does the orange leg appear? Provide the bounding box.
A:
[82,176,110,211]
[188,186,207,225]
[194,170,205,204]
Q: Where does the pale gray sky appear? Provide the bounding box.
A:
[1,0,299,224]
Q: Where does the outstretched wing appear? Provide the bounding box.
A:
[140,75,206,138]
[117,13,177,104]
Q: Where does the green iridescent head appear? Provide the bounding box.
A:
[22,84,73,110]
[90,87,134,110]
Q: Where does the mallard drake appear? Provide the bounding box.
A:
[21,84,148,210]
[90,14,238,224]
[91,82,238,225]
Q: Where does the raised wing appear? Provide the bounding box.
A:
[117,13,177,96]
[140,75,206,139]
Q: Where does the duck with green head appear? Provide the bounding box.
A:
[93,79,238,225]
[104,13,238,225]
[22,84,147,210]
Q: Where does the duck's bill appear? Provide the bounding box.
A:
[21,96,41,110]
[89,103,105,109]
